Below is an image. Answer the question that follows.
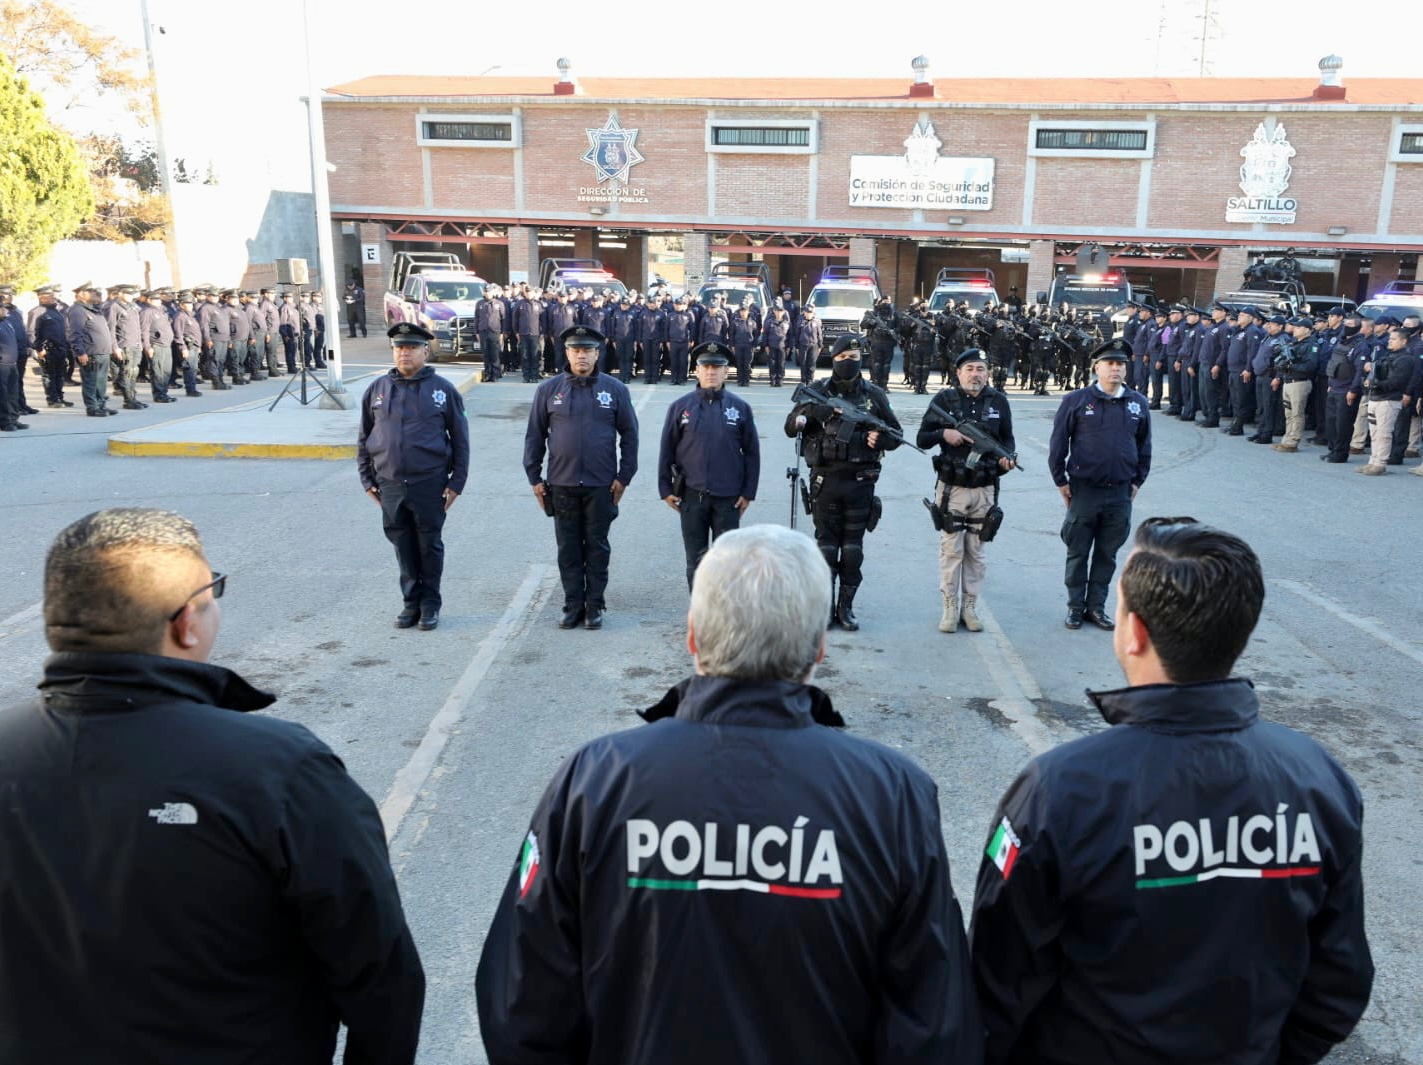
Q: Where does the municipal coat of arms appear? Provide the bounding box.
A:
[1238,122,1296,199]
[582,115,644,185]
[903,120,942,177]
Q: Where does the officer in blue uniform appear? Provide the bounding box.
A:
[1048,339,1152,630]
[358,322,471,632]
[524,326,639,631]
[30,285,72,409]
[657,341,761,589]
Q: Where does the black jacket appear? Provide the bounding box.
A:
[657,386,760,499]
[917,385,1015,486]
[523,369,639,488]
[0,653,425,1064]
[969,678,1372,1065]
[786,376,903,471]
[357,365,471,493]
[1048,383,1152,489]
[476,675,981,1065]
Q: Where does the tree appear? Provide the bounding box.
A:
[74,134,171,241]
[0,0,150,120]
[0,55,93,285]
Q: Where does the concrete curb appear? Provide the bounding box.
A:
[106,371,478,460]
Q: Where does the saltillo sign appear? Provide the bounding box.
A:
[1226,121,1298,225]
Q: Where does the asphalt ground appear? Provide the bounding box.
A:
[1,344,1418,1064]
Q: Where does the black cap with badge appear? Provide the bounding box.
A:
[561,325,604,348]
[388,321,434,345]
[1089,338,1131,363]
[830,335,863,357]
[691,341,731,366]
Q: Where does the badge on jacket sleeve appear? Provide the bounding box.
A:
[518,831,541,898]
[987,816,1021,879]
[433,389,446,408]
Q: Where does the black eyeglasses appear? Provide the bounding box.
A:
[168,572,227,622]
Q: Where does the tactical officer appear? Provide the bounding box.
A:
[30,285,72,409]
[657,342,760,590]
[786,336,903,631]
[861,297,900,390]
[357,323,471,632]
[1048,339,1151,630]
[971,519,1372,1065]
[902,302,938,394]
[68,282,118,417]
[476,525,980,1065]
[918,349,1017,634]
[1324,311,1369,463]
[524,326,639,630]
[1271,316,1320,453]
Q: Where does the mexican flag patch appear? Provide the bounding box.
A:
[518,831,541,898]
[986,816,1021,879]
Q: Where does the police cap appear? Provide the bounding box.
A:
[72,280,99,294]
[954,347,988,369]
[0,284,14,296]
[1211,301,1230,313]
[1375,315,1400,327]
[1090,338,1131,363]
[561,324,604,348]
[1185,305,1203,317]
[830,335,863,357]
[1265,314,1288,326]
[177,291,195,303]
[691,341,732,366]
[1168,303,1187,314]
[1326,306,1346,318]
[388,321,434,345]
[34,284,58,295]
[1288,315,1314,328]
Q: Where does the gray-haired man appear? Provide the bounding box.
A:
[477,524,980,1065]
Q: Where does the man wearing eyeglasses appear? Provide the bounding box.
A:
[0,508,425,1063]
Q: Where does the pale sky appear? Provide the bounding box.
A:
[44,0,1423,194]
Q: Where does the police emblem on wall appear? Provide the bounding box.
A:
[1226,121,1298,225]
[902,120,942,177]
[582,115,644,185]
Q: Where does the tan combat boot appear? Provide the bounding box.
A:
[960,595,985,632]
[938,595,958,633]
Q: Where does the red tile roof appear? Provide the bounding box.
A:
[325,75,1423,106]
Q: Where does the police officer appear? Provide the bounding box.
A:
[68,282,118,417]
[657,342,760,590]
[971,519,1372,1065]
[0,293,24,430]
[759,299,791,387]
[663,294,695,386]
[1048,339,1151,630]
[902,301,938,395]
[1225,307,1263,434]
[173,292,204,398]
[791,302,823,385]
[357,323,471,632]
[1271,316,1320,453]
[343,277,367,338]
[918,348,1016,634]
[728,300,758,387]
[105,284,145,408]
[475,524,980,1065]
[1250,314,1290,444]
[475,283,505,381]
[861,297,900,390]
[1324,311,1369,463]
[30,285,72,409]
[139,290,177,402]
[786,336,903,631]
[524,325,639,630]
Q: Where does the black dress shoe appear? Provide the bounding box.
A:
[1226,428,1244,435]
[1084,609,1116,631]
[103,408,119,415]
[558,605,585,629]
[86,410,106,417]
[584,607,604,630]
[21,406,39,415]
[1065,609,1084,630]
[418,610,439,631]
[186,390,203,397]
[395,608,419,629]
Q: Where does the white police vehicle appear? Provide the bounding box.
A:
[806,265,883,361]
[1357,280,1423,324]
[697,261,773,316]
[538,258,629,300]
[926,268,1000,312]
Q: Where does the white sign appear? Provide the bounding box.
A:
[1226,122,1298,225]
[849,120,994,210]
[361,243,381,264]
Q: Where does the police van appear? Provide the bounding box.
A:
[927,268,1001,312]
[1357,280,1423,324]
[806,265,883,361]
[697,261,774,317]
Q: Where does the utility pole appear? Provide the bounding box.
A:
[139,0,181,287]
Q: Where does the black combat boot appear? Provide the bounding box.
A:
[837,584,860,632]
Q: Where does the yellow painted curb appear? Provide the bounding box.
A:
[107,440,356,460]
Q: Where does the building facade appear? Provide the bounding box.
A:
[323,59,1423,311]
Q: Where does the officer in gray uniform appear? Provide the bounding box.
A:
[105,284,146,409]
[139,291,176,403]
[68,282,118,417]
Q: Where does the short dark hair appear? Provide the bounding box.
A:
[1118,518,1264,683]
[44,509,207,654]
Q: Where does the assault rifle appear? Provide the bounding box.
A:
[925,398,1022,472]
[791,384,927,453]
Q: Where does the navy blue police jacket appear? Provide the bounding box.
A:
[970,678,1372,1065]
[523,369,638,488]
[357,365,471,492]
[1048,383,1152,489]
[656,385,760,499]
[475,674,982,1065]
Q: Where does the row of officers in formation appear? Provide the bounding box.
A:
[0,281,332,428]
[360,317,1148,644]
[1119,301,1423,475]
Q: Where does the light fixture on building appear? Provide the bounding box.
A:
[1327,225,1348,236]
[589,205,607,216]
[947,215,965,225]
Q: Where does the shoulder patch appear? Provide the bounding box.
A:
[987,816,1021,878]
[518,831,541,898]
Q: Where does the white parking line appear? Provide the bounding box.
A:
[0,602,42,644]
[379,563,554,841]
[970,599,1058,756]
[1274,579,1423,669]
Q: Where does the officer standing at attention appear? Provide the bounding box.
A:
[524,325,639,631]
[31,285,73,409]
[1048,339,1151,630]
[918,348,1016,634]
[657,341,760,590]
[68,282,118,418]
[357,323,471,632]
[786,336,903,631]
[106,284,146,409]
[970,519,1372,1065]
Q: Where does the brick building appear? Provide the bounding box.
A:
[323,58,1423,312]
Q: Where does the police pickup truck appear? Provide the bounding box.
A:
[538,258,629,299]
[806,265,883,363]
[927,268,1001,312]
[383,251,485,359]
[697,261,774,318]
